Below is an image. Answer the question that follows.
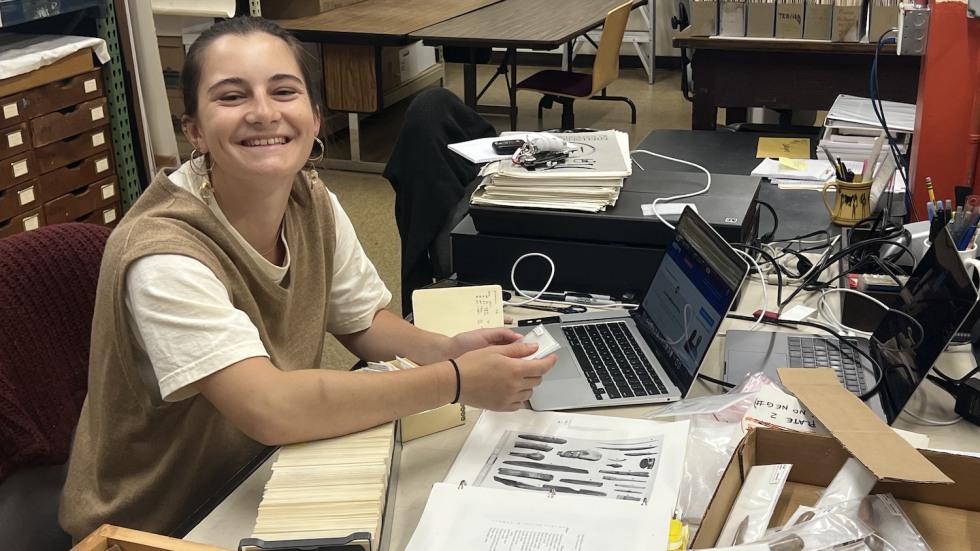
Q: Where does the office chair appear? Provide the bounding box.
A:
[515,0,637,131]
[0,222,112,550]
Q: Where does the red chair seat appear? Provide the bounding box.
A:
[517,70,594,99]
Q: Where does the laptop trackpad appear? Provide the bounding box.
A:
[727,350,785,380]
[544,349,583,381]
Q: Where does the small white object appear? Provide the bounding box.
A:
[641,202,698,218]
[24,214,40,231]
[84,78,97,93]
[12,159,27,178]
[17,186,35,206]
[90,106,105,121]
[102,208,116,224]
[91,132,105,147]
[3,102,18,120]
[7,130,23,148]
[520,325,561,360]
[780,305,816,322]
[95,157,109,173]
[101,183,115,200]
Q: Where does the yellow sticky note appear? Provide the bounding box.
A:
[778,157,807,171]
[757,137,810,159]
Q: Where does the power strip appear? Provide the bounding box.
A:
[897,3,930,55]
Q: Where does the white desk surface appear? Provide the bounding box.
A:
[184,275,980,550]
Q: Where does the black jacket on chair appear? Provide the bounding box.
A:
[384,88,496,315]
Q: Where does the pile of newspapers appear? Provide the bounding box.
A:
[470,130,632,213]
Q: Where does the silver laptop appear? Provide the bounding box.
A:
[527,207,749,411]
[724,227,979,423]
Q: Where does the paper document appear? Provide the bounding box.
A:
[412,285,504,336]
[756,137,810,159]
[448,137,512,164]
[408,410,689,551]
[825,94,916,132]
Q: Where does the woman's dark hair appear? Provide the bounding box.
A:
[181,17,322,118]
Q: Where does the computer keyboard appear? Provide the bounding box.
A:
[562,321,668,400]
[787,336,868,393]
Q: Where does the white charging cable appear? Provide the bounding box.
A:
[631,149,712,230]
[734,249,767,331]
[506,252,638,309]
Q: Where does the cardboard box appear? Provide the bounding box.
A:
[260,0,366,19]
[693,369,973,549]
[400,404,466,442]
[718,0,747,36]
[690,0,719,36]
[831,2,864,42]
[745,2,776,37]
[71,524,229,551]
[775,1,804,38]
[803,1,833,40]
[380,46,402,91]
[157,35,185,89]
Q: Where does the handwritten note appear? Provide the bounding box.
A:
[757,137,810,159]
[412,285,504,337]
[741,385,828,435]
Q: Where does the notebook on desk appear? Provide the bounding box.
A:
[723,227,979,424]
[526,207,749,411]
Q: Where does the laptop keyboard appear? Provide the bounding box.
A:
[562,321,669,401]
[787,336,868,393]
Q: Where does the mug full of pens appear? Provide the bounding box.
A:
[822,178,872,226]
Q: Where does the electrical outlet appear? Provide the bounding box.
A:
[897,3,930,55]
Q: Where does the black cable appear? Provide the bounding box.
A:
[726,314,884,402]
[934,365,980,385]
[733,243,784,305]
[697,372,736,389]
[754,199,778,243]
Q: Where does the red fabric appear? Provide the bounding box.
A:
[0,223,111,484]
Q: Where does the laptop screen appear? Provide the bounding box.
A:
[636,208,748,393]
[873,228,979,423]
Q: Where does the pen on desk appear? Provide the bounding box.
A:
[927,201,935,222]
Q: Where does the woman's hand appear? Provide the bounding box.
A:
[446,327,523,359]
[453,341,557,411]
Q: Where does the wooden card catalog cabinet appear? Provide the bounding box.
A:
[0,52,119,239]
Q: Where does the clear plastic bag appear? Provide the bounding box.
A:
[751,510,875,550]
[824,494,933,551]
[674,416,740,523]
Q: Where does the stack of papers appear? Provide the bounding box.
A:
[820,94,914,164]
[470,130,632,213]
[752,157,867,190]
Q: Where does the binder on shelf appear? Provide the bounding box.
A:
[746,0,776,37]
[803,0,833,39]
[774,0,804,38]
[718,0,747,36]
[868,0,899,43]
[831,0,864,42]
[690,0,719,36]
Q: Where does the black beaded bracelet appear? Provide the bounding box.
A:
[448,359,461,405]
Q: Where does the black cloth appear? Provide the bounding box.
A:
[384,88,496,315]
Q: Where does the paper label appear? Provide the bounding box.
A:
[778,157,808,171]
[84,78,98,93]
[6,130,23,148]
[2,102,18,119]
[103,208,116,224]
[758,137,809,158]
[12,159,28,178]
[95,157,110,173]
[641,202,699,218]
[742,385,827,434]
[24,214,40,231]
[92,132,105,146]
[101,183,115,200]
[18,186,36,206]
[91,106,105,121]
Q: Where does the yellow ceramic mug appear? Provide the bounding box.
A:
[822,179,872,226]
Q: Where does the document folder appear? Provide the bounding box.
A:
[745,0,776,37]
[831,0,864,42]
[690,0,719,35]
[718,0,747,36]
[803,0,833,39]
[774,0,804,38]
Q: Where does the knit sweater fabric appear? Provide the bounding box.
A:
[60,169,335,539]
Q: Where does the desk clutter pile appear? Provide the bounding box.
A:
[468,130,632,213]
[689,0,899,41]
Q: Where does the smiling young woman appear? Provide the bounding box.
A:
[58,17,556,540]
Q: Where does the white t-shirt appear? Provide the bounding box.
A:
[125,164,391,402]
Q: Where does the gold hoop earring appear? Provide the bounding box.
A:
[189,149,215,205]
[306,137,325,188]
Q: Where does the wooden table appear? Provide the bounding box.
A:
[412,0,647,130]
[277,0,498,172]
[672,28,921,130]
